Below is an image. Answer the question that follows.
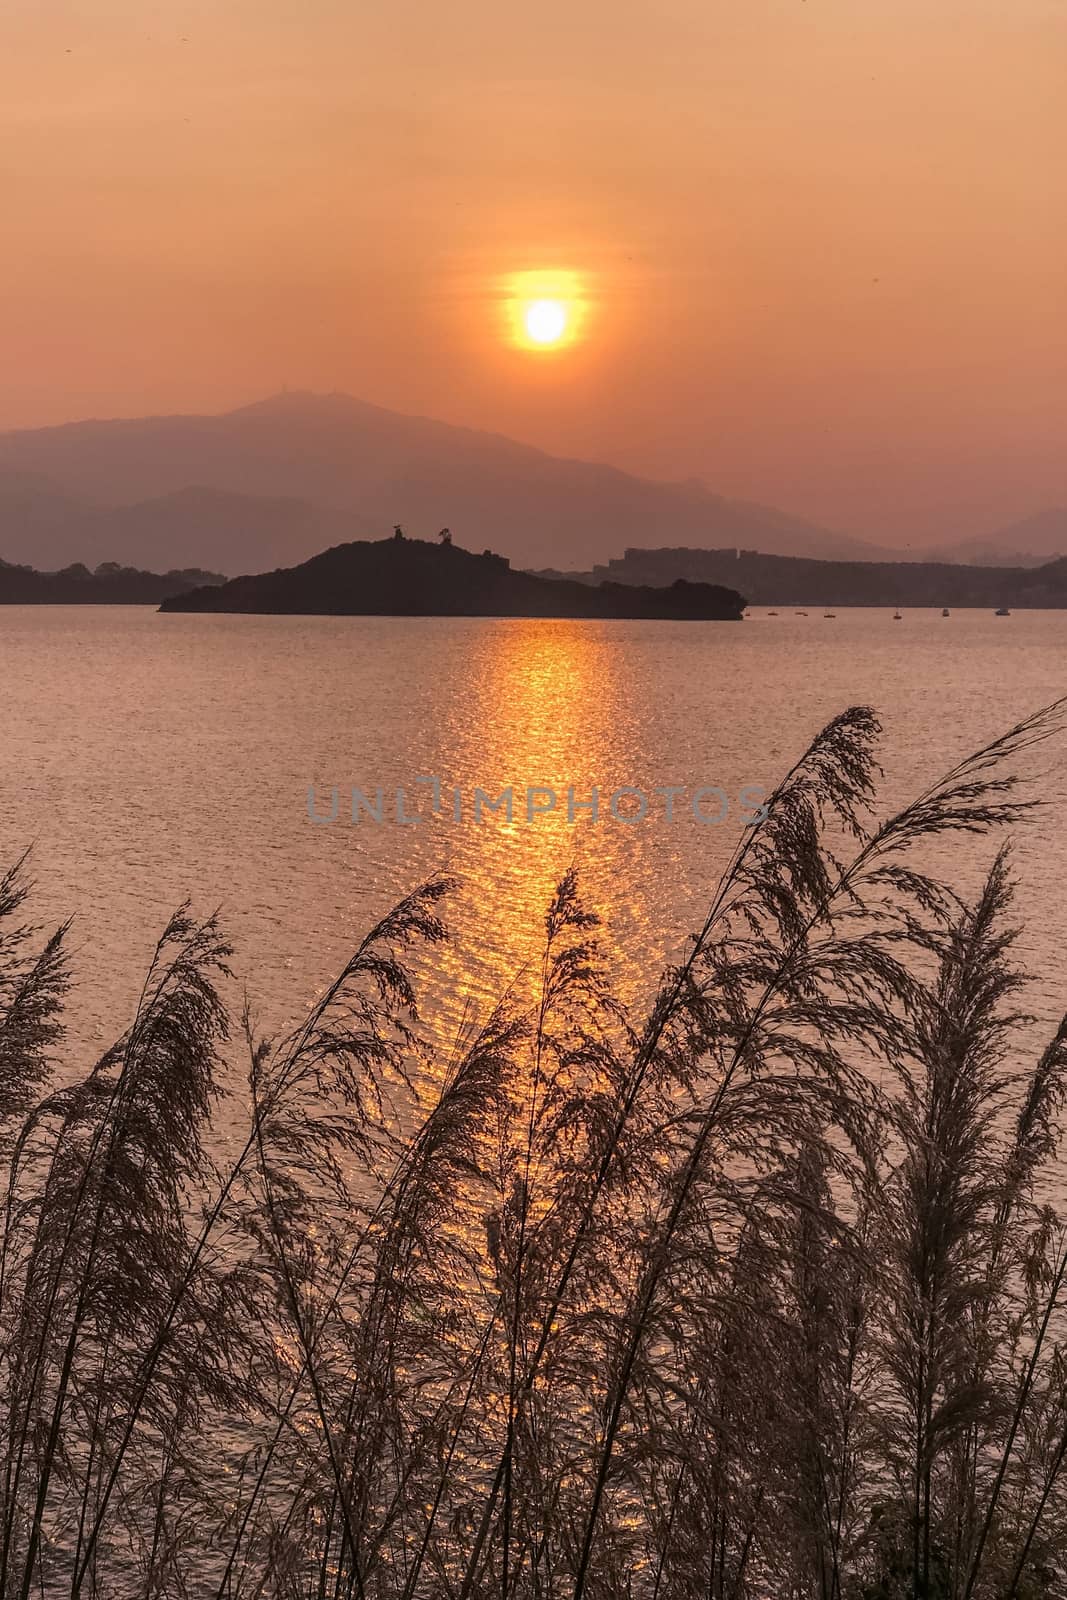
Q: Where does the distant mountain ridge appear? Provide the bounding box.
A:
[0,391,1059,574]
[0,391,892,573]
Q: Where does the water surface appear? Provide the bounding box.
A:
[2,606,1065,1057]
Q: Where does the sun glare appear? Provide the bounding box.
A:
[524,299,567,345]
[505,270,586,352]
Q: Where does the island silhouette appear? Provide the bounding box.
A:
[158,534,747,620]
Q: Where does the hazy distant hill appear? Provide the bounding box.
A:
[0,392,882,573]
[23,486,368,575]
[1,393,1059,574]
[576,546,1067,608]
[160,534,746,620]
[930,508,1067,568]
[0,470,93,548]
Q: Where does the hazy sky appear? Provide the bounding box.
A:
[3,0,1065,541]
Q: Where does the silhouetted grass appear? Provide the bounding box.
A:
[2,702,1067,1598]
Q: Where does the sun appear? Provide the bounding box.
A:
[524,299,568,345]
[504,270,587,352]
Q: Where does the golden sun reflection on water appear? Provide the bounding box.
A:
[396,614,760,1074]
[6,607,1066,1093]
[421,620,634,1034]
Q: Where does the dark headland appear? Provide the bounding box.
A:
[158,534,747,619]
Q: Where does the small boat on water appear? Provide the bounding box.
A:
[768,610,778,616]
[995,606,1011,616]
[893,610,902,621]
[824,613,836,619]
[795,611,808,617]
[942,607,950,617]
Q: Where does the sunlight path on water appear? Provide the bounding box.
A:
[0,607,1064,1079]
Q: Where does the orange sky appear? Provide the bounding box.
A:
[2,0,1065,542]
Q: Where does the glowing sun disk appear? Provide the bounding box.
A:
[504,270,587,351]
[524,299,567,344]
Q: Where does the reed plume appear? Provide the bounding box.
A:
[0,701,1065,1598]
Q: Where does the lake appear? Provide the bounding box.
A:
[2,605,1066,1060]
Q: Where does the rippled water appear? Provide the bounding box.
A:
[2,605,1066,1060]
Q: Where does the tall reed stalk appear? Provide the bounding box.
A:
[1,702,1066,1598]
